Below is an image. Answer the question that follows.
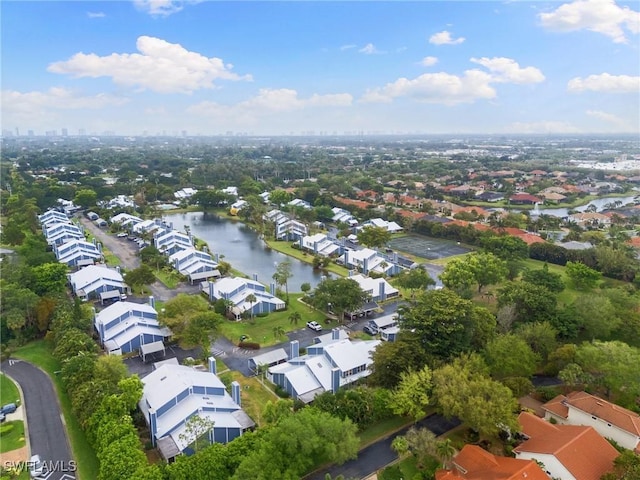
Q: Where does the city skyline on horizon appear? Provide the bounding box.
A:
[2,0,639,137]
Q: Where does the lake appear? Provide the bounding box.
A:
[163,212,331,292]
[535,195,638,218]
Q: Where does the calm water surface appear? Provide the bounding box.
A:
[164,212,331,291]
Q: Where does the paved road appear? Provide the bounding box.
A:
[1,360,76,480]
[306,413,461,480]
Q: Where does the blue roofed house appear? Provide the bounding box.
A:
[205,276,285,320]
[169,248,220,284]
[341,248,400,276]
[264,209,308,241]
[268,329,380,403]
[139,358,255,461]
[68,264,127,303]
[154,230,193,256]
[94,298,171,355]
[54,239,102,267]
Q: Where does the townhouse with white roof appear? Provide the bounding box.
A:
[110,212,143,227]
[341,248,399,276]
[331,207,358,226]
[349,273,399,302]
[54,239,102,267]
[94,298,170,355]
[205,276,285,320]
[174,188,198,200]
[264,209,308,241]
[68,264,127,303]
[361,218,403,233]
[139,358,254,461]
[300,233,341,257]
[268,329,380,403]
[169,248,220,284]
[38,210,70,228]
[154,229,193,256]
[43,222,85,246]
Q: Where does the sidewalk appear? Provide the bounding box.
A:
[0,378,29,465]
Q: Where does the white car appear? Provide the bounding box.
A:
[306,321,322,332]
[28,454,44,479]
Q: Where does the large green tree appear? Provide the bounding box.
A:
[398,289,496,361]
[160,294,222,354]
[483,334,539,380]
[368,333,429,388]
[311,277,368,320]
[357,226,392,249]
[389,366,432,421]
[392,266,435,300]
[440,252,507,293]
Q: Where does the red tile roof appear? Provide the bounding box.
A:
[435,444,548,480]
[509,193,543,203]
[334,196,372,209]
[515,412,618,480]
[543,391,640,437]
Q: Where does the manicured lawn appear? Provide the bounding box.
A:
[380,455,439,480]
[0,420,26,453]
[228,371,279,427]
[357,415,412,448]
[0,374,20,406]
[218,294,327,347]
[103,252,121,266]
[265,240,350,278]
[13,340,99,480]
[153,269,181,289]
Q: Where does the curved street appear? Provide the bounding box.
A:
[1,360,76,480]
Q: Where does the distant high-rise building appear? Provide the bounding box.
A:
[15,127,19,136]
[182,130,187,137]
[61,128,68,137]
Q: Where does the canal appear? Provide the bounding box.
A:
[164,212,331,292]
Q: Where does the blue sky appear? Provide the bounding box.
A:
[2,0,639,136]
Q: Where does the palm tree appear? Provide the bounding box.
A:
[273,326,285,340]
[435,439,456,469]
[288,311,301,326]
[245,293,257,320]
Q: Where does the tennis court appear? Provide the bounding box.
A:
[388,235,471,260]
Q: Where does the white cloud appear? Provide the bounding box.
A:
[359,43,384,54]
[429,30,465,45]
[586,109,629,127]
[505,121,581,134]
[87,12,106,18]
[419,56,439,67]
[187,88,353,117]
[470,57,545,84]
[47,36,251,94]
[2,87,128,113]
[361,70,496,105]
[539,0,640,43]
[567,73,640,92]
[363,56,543,105]
[132,0,193,17]
[340,44,357,51]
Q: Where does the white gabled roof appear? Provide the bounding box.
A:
[95,301,157,325]
[69,265,124,291]
[350,273,399,297]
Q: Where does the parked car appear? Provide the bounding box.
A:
[363,325,377,336]
[28,454,44,479]
[306,321,322,332]
[116,232,128,238]
[1,403,17,415]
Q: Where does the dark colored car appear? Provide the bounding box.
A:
[363,325,377,336]
[1,403,17,415]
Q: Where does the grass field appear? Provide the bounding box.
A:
[357,415,412,448]
[218,294,327,347]
[228,371,279,427]
[13,341,99,480]
[265,240,350,278]
[0,374,20,406]
[0,420,26,453]
[153,268,181,289]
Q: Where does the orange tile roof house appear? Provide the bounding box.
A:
[435,444,548,480]
[514,412,618,480]
[542,391,640,453]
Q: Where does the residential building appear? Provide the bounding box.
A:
[205,276,285,320]
[341,248,399,276]
[132,219,165,236]
[38,209,70,227]
[542,391,640,453]
[110,212,143,227]
[569,212,612,227]
[222,186,238,196]
[104,195,136,209]
[68,264,127,303]
[300,233,341,257]
[360,218,403,233]
[154,229,193,256]
[229,199,248,215]
[349,273,399,302]
[288,198,312,209]
[509,193,543,205]
[54,239,102,267]
[435,444,548,480]
[169,248,220,284]
[264,209,308,241]
[94,298,170,355]
[514,412,618,480]
[331,207,358,226]
[44,222,84,246]
[139,358,254,461]
[174,187,198,200]
[268,330,380,403]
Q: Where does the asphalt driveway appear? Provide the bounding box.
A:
[306,413,461,480]
[1,360,77,480]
